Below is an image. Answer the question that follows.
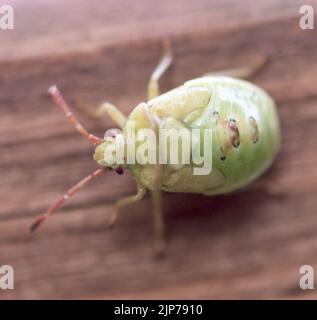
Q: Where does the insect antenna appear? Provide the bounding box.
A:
[30,168,108,233]
[48,85,103,145]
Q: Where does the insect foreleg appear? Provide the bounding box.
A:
[76,102,127,129]
[108,183,146,227]
[147,38,173,100]
[203,55,267,79]
[95,102,127,128]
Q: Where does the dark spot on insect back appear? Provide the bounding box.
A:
[249,116,259,143]
[220,147,226,161]
[229,118,240,148]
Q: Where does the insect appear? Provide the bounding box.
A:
[30,40,281,255]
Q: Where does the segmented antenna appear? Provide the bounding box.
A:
[48,85,103,145]
[30,168,108,233]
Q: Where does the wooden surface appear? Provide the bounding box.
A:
[1,0,317,299]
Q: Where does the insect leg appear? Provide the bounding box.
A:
[48,85,103,145]
[147,38,173,100]
[76,102,127,129]
[151,189,166,256]
[203,55,267,79]
[144,105,166,255]
[145,47,167,255]
[109,183,146,227]
[30,168,108,233]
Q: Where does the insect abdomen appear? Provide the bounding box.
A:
[185,76,281,195]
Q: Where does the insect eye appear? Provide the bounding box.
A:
[115,166,124,175]
[249,116,259,143]
[229,118,240,148]
[104,128,122,139]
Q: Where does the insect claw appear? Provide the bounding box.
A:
[154,239,167,259]
[107,213,117,229]
[29,214,47,234]
[107,221,115,229]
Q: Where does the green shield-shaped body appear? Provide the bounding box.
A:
[126,76,281,195]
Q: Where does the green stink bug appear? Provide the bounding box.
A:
[30,40,281,254]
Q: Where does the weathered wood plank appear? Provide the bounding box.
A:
[0,0,312,61]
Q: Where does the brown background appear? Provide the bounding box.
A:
[1,0,317,299]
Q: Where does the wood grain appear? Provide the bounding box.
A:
[1,0,317,299]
